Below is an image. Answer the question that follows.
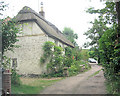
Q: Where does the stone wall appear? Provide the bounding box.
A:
[5,21,48,75]
[5,21,68,75]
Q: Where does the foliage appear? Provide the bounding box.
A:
[2,17,21,54]
[86,1,120,94]
[41,41,90,77]
[12,77,62,94]
[84,18,107,62]
[0,1,8,15]
[80,49,89,61]
[40,41,54,64]
[62,27,78,46]
[68,60,91,76]
[84,2,116,62]
[72,47,81,61]
[63,47,90,76]
[88,51,95,58]
[99,24,120,94]
[68,61,81,76]
[0,2,22,87]
[1,56,11,68]
[86,2,116,25]
[11,69,21,85]
[43,41,54,57]
[41,41,64,77]
[64,47,81,67]
[64,47,73,67]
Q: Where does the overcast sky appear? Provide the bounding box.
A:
[2,0,105,48]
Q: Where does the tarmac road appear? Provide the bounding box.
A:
[40,64,106,94]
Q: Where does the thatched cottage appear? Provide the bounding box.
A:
[5,6,74,75]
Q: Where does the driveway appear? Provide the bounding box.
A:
[40,64,106,94]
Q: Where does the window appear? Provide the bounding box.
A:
[12,58,17,68]
[59,45,61,47]
[55,40,58,46]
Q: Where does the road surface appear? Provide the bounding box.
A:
[40,63,106,94]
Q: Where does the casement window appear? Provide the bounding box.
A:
[55,40,58,46]
[12,58,17,68]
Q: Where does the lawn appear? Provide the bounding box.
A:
[11,77,63,94]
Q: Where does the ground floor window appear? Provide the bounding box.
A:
[12,58,17,68]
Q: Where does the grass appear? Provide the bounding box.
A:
[11,77,63,94]
[11,60,91,94]
[87,69,101,79]
[105,78,120,95]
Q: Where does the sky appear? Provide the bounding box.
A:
[2,0,105,48]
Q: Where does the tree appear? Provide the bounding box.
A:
[88,50,95,58]
[0,1,21,86]
[0,1,7,15]
[62,27,78,46]
[84,2,116,62]
[0,2,20,55]
[2,18,21,54]
[84,19,107,47]
[84,18,107,62]
[87,1,120,94]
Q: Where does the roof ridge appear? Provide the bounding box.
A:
[16,6,74,47]
[19,6,61,33]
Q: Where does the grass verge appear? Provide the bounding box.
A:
[11,77,63,94]
[105,79,120,95]
[87,69,101,79]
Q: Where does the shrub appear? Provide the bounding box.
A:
[40,42,88,77]
[11,69,21,85]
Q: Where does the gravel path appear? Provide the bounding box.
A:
[40,64,106,94]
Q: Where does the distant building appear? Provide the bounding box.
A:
[5,6,74,75]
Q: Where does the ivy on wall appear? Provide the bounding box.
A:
[40,41,64,76]
[40,41,90,77]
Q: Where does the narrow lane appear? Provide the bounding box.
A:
[40,64,106,94]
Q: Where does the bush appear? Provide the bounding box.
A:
[99,25,120,94]
[41,42,90,77]
[11,69,21,85]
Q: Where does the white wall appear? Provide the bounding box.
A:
[5,21,48,75]
[5,21,69,75]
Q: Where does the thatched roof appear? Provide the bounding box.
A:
[15,6,74,48]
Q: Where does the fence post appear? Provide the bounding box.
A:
[2,69,11,95]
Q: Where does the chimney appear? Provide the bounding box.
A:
[39,2,45,18]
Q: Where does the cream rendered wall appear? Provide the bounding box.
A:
[5,21,48,75]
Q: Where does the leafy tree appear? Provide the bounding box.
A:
[0,1,7,15]
[86,1,120,94]
[80,49,89,61]
[62,27,78,46]
[0,1,21,54]
[84,18,107,62]
[88,50,95,58]
[0,2,21,86]
[84,19,107,47]
[84,2,116,63]
[2,18,21,54]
